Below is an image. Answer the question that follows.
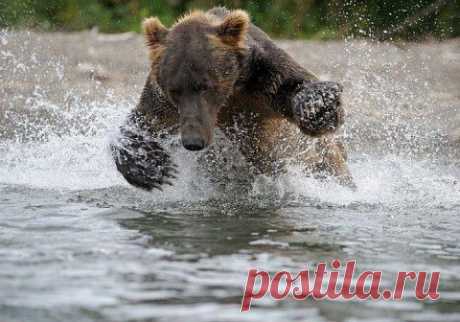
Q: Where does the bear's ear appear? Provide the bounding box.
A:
[216,10,249,47]
[143,17,169,49]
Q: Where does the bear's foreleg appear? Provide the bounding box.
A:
[272,79,354,186]
[313,136,356,188]
[111,112,178,190]
[111,80,179,191]
[288,81,345,137]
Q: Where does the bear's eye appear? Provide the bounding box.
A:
[194,83,208,92]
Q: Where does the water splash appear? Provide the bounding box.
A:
[0,30,458,210]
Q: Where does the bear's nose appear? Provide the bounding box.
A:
[182,136,206,151]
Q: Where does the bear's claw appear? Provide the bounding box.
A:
[292,81,344,136]
[111,128,177,191]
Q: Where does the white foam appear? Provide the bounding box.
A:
[278,155,459,208]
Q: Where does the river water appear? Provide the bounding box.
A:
[0,30,459,322]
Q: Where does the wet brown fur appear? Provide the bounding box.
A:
[136,8,353,186]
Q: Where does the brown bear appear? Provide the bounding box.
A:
[111,7,354,191]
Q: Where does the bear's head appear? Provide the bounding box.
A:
[143,10,249,151]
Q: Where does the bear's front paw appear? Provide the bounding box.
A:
[111,129,177,191]
[292,81,344,136]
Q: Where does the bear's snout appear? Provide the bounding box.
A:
[182,135,207,151]
[180,116,212,151]
[178,98,215,152]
